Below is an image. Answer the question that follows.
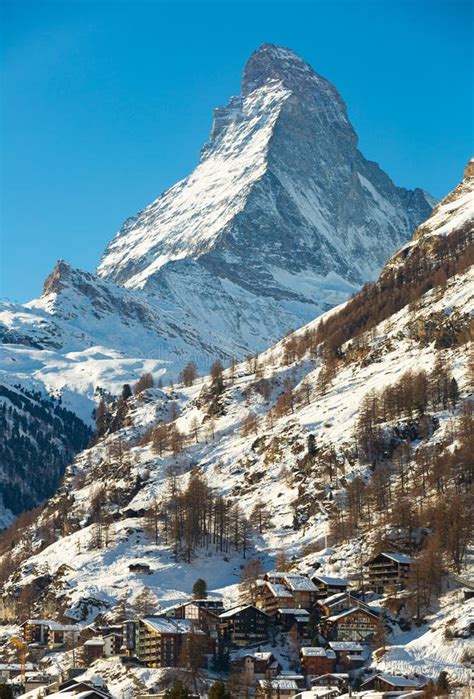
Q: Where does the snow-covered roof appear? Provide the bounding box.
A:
[259,678,299,690]
[284,575,317,592]
[242,651,274,661]
[320,592,347,606]
[328,641,364,652]
[24,619,81,631]
[312,574,348,587]
[363,674,421,688]
[266,582,294,598]
[84,638,105,646]
[141,617,193,634]
[278,608,310,616]
[327,607,378,622]
[219,604,264,618]
[380,552,414,565]
[300,646,328,657]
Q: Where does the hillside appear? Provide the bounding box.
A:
[0,169,472,693]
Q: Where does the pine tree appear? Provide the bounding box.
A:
[192,578,208,599]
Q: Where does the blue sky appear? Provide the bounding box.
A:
[1,0,472,302]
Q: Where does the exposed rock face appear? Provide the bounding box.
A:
[98,43,434,336]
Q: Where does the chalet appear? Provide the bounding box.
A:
[129,562,152,575]
[364,552,413,593]
[83,638,105,664]
[261,581,295,615]
[299,647,335,677]
[317,592,372,616]
[283,575,318,609]
[160,599,224,638]
[276,608,310,635]
[234,651,280,681]
[322,607,379,642]
[256,678,299,699]
[327,642,364,671]
[22,619,81,649]
[361,674,423,692]
[310,673,349,689]
[218,605,269,646]
[136,617,194,667]
[311,575,348,599]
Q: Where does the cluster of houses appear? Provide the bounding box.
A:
[1,552,427,697]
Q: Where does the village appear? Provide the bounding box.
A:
[1,551,456,699]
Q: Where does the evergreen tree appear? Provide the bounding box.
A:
[192,578,208,599]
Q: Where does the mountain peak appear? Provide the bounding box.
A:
[242,43,323,95]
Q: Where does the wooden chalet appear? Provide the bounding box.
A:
[233,651,280,681]
[364,552,413,593]
[276,608,310,636]
[282,575,318,609]
[361,674,423,692]
[218,605,269,647]
[327,641,364,671]
[311,575,348,599]
[136,617,196,667]
[322,607,379,642]
[261,581,295,615]
[160,599,224,638]
[310,673,349,689]
[299,647,336,676]
[83,638,105,664]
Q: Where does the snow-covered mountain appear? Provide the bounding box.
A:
[1,169,471,692]
[98,43,433,325]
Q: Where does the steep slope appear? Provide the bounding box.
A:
[1,170,471,685]
[0,381,92,526]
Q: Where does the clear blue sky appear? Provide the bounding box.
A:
[1,0,473,302]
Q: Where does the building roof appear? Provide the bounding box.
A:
[266,582,294,598]
[259,679,299,690]
[326,607,378,622]
[365,552,414,566]
[141,617,193,634]
[84,638,105,646]
[219,604,266,618]
[278,608,310,616]
[328,641,364,652]
[380,552,414,565]
[362,674,421,688]
[24,619,81,632]
[242,651,274,661]
[300,647,328,657]
[284,575,318,592]
[312,574,348,587]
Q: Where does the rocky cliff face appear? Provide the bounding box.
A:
[98,43,434,325]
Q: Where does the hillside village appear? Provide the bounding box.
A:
[1,557,471,699]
